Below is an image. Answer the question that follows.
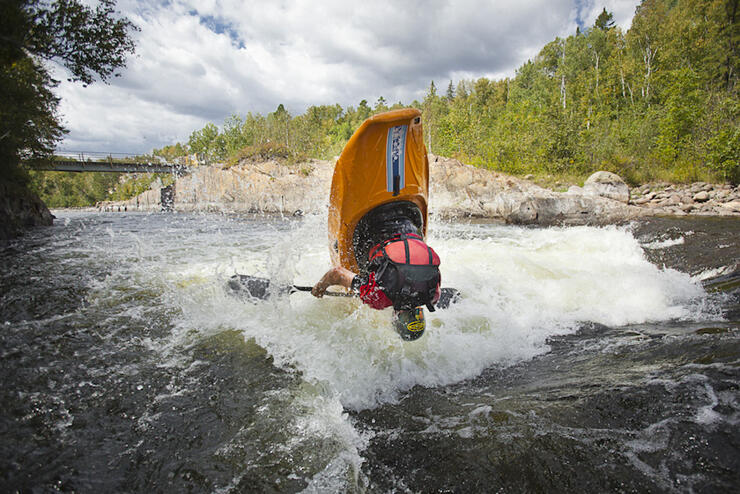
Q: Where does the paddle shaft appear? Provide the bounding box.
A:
[290,285,354,297]
[293,284,461,308]
[228,274,460,308]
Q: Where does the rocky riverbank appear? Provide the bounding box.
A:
[99,155,740,225]
[0,179,53,244]
[629,182,740,216]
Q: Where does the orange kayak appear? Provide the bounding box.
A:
[328,108,429,272]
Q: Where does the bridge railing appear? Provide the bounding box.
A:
[53,151,207,166]
[23,150,205,174]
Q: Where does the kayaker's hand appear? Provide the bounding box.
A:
[312,278,329,298]
[312,266,355,298]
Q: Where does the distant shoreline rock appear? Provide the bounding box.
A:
[99,155,740,226]
[427,156,646,225]
[628,181,740,216]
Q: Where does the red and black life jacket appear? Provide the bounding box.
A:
[363,233,441,311]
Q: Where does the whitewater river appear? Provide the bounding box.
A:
[1,211,738,492]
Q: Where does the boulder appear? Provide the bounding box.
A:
[693,191,710,202]
[582,171,630,203]
[667,194,682,206]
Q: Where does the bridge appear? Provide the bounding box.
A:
[24,151,195,175]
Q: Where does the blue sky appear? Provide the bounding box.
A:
[54,0,641,155]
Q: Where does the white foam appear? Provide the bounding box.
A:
[692,265,736,282]
[642,237,685,250]
[162,219,709,411]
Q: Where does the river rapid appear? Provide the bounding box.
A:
[1,211,738,493]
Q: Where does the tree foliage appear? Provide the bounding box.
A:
[1,0,138,180]
[139,0,740,188]
[28,169,175,207]
[179,100,410,167]
[417,0,739,183]
[28,169,120,207]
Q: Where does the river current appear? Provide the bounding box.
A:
[1,211,738,493]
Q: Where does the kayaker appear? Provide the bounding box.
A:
[312,201,441,312]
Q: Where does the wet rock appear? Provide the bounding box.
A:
[0,180,54,243]
[582,171,630,203]
[509,200,539,223]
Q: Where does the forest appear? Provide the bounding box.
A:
[27,170,172,208]
[176,0,738,185]
[30,0,739,207]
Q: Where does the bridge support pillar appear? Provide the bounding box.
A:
[161,184,175,212]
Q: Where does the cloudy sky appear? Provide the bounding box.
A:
[53,0,641,155]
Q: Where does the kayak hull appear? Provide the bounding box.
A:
[329,108,429,272]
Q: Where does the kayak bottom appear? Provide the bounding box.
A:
[393,307,425,341]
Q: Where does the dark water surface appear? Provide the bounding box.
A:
[1,212,738,493]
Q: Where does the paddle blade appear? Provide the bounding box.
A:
[436,288,461,309]
[227,274,274,300]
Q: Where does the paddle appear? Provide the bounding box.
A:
[227,274,461,309]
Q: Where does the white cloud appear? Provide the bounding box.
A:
[54,0,640,154]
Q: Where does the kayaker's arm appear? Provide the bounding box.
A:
[312,266,356,298]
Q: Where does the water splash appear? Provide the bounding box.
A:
[164,216,708,411]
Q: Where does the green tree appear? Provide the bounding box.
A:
[594,8,615,31]
[152,142,188,162]
[446,80,455,100]
[188,123,220,160]
[422,81,449,153]
[356,99,371,122]
[269,104,291,147]
[374,96,388,112]
[1,0,138,173]
[222,114,246,156]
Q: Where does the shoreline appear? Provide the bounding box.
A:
[51,207,740,224]
[90,156,740,225]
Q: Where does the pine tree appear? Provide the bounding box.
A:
[595,8,615,30]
